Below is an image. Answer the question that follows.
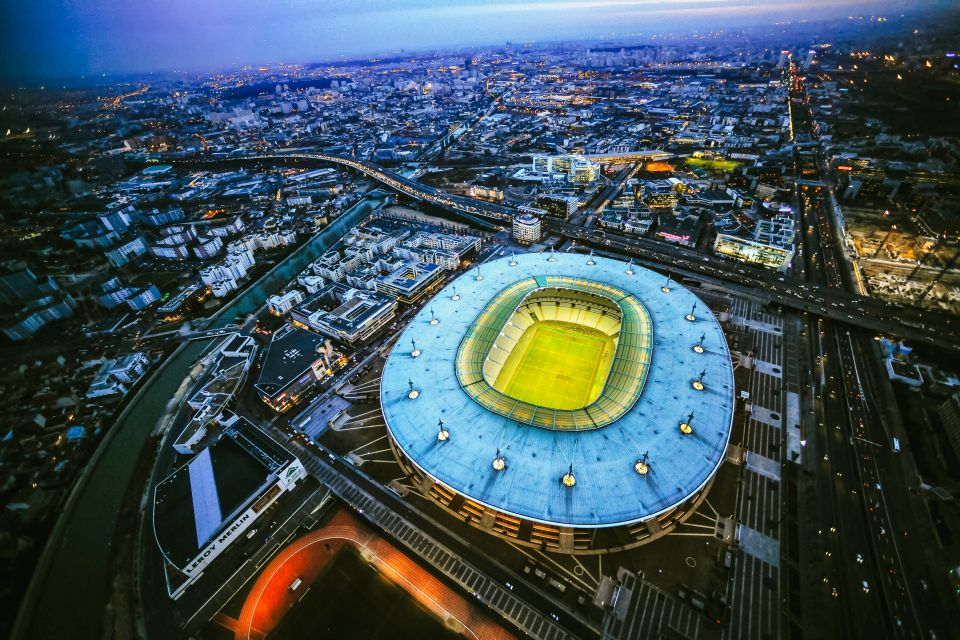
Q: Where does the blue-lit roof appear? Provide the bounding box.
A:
[381,252,735,528]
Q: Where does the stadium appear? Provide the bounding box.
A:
[381,252,734,553]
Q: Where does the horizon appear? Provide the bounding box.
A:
[0,0,950,84]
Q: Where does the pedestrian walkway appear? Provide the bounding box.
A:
[749,405,783,429]
[738,525,780,568]
[745,451,781,482]
[601,568,704,640]
[298,453,575,640]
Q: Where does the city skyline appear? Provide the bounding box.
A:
[0,0,947,81]
[1,5,959,640]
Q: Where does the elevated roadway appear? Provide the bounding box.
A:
[223,152,956,351]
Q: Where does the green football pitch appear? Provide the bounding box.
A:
[493,320,615,410]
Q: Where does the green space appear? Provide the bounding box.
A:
[684,157,741,172]
[494,320,614,410]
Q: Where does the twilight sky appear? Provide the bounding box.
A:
[0,0,936,81]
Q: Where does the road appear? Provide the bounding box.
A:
[166,150,959,352]
[275,431,592,640]
[789,61,949,640]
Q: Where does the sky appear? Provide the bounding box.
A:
[0,0,940,81]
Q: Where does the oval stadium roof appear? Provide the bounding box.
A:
[380,251,735,528]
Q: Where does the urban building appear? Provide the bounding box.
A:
[512,213,542,244]
[254,324,344,412]
[267,290,305,316]
[86,352,151,398]
[153,411,305,598]
[714,213,796,271]
[375,261,445,304]
[291,282,398,345]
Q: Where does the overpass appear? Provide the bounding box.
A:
[545,219,960,353]
[583,150,672,164]
[226,152,957,351]
[259,152,516,224]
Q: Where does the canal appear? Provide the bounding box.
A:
[14,197,383,640]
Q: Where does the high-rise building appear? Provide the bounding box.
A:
[531,155,599,184]
[512,213,542,244]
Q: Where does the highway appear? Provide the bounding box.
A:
[789,61,948,640]
[546,219,960,352]
[228,150,959,353]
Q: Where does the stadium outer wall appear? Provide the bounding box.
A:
[385,434,718,555]
[379,252,735,555]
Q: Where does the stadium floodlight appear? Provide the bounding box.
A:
[561,463,576,487]
[411,339,421,358]
[634,451,650,474]
[661,274,671,293]
[693,333,705,353]
[685,303,697,322]
[692,369,706,391]
[679,412,694,434]
[437,419,450,442]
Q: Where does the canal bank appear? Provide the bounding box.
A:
[12,196,383,640]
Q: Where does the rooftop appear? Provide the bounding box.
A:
[254,324,326,398]
[381,252,734,528]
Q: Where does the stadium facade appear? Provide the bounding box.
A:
[380,252,735,553]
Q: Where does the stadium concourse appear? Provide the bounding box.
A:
[380,251,735,554]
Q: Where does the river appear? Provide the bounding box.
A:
[14,197,382,640]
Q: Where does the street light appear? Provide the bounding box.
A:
[680,412,694,434]
[625,258,635,276]
[451,286,460,301]
[411,339,421,358]
[407,379,420,399]
[685,303,697,322]
[586,250,596,266]
[437,419,449,442]
[661,274,672,293]
[430,308,439,325]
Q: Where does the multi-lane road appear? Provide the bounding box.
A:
[229,150,960,353]
[790,62,950,639]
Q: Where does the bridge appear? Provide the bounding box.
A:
[239,152,958,351]
[259,152,516,225]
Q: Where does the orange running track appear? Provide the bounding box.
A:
[233,509,515,640]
